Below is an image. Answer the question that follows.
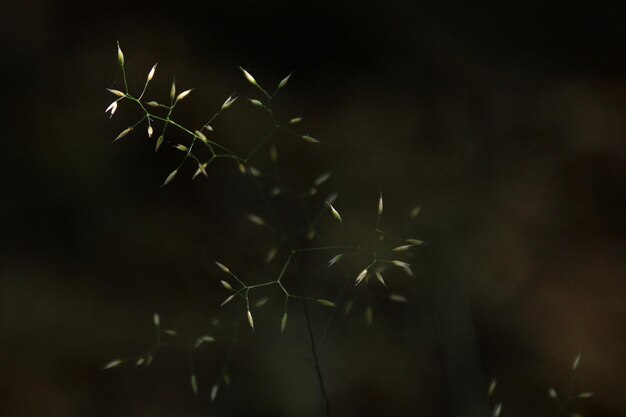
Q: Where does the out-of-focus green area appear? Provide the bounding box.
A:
[1,1,625,416]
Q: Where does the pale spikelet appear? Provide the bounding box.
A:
[378,192,384,216]
[405,238,424,245]
[221,294,236,306]
[238,162,246,174]
[365,306,373,325]
[103,359,123,370]
[210,384,219,402]
[393,245,414,252]
[317,299,336,307]
[153,312,160,327]
[355,268,368,285]
[174,144,188,152]
[194,335,215,348]
[105,101,118,117]
[240,67,258,86]
[114,126,133,142]
[214,261,231,273]
[147,125,153,138]
[548,387,558,398]
[254,297,269,308]
[136,357,145,366]
[249,166,262,177]
[328,203,342,223]
[281,313,288,334]
[247,310,255,331]
[176,89,193,102]
[389,294,407,303]
[190,374,198,395]
[488,378,497,396]
[391,260,414,276]
[117,42,124,67]
[195,130,208,144]
[205,125,214,132]
[160,169,178,187]
[493,403,502,417]
[107,88,125,97]
[302,134,320,143]
[221,95,237,110]
[290,117,303,124]
[578,392,594,399]
[192,162,208,180]
[247,213,266,226]
[327,254,343,267]
[249,98,263,107]
[164,329,177,336]
[375,272,387,286]
[314,172,331,186]
[278,72,292,89]
[410,206,421,219]
[170,80,176,101]
[155,135,164,152]
[220,280,233,290]
[265,247,277,263]
[572,353,581,371]
[269,145,278,162]
[146,101,159,107]
[147,63,157,81]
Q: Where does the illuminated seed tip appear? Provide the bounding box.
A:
[147,125,153,138]
[249,166,262,177]
[105,101,118,117]
[194,130,207,143]
[493,403,502,417]
[488,378,497,396]
[278,72,292,89]
[281,313,288,334]
[248,98,263,107]
[164,329,177,336]
[220,280,233,290]
[314,172,331,186]
[365,306,373,325]
[355,268,368,285]
[155,135,164,152]
[378,192,383,216]
[375,272,387,286]
[578,392,594,399]
[221,95,237,110]
[247,310,255,331]
[114,127,133,142]
[147,63,157,81]
[176,89,193,102]
[392,260,414,276]
[103,359,123,369]
[317,299,335,307]
[190,374,198,395]
[153,312,160,327]
[240,67,258,86]
[405,238,424,245]
[328,203,342,223]
[170,80,176,101]
[410,206,421,219]
[160,169,178,188]
[289,117,303,124]
[548,387,557,398]
[327,254,343,267]
[116,42,124,67]
[572,353,581,371]
[215,261,230,273]
[194,335,215,348]
[107,88,125,97]
[193,162,208,180]
[247,213,266,226]
[389,294,407,303]
[302,134,320,143]
[221,294,236,306]
[210,384,219,402]
[205,125,214,132]
[146,101,159,107]
[174,144,188,152]
[393,245,413,252]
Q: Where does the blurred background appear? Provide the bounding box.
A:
[1,1,625,416]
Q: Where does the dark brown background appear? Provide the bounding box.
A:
[1,1,625,416]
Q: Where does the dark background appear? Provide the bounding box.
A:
[1,1,625,416]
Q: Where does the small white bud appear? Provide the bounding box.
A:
[113,126,132,142]
[153,312,160,327]
[214,261,230,273]
[147,125,153,138]
[220,280,233,290]
[160,169,178,187]
[176,89,192,102]
[240,67,258,86]
[105,101,118,117]
[328,203,342,223]
[117,42,124,67]
[278,73,292,89]
[106,88,125,97]
[355,268,368,285]
[281,313,288,334]
[210,384,219,402]
[327,254,343,267]
[103,359,123,369]
[147,63,157,81]
[289,117,303,124]
[247,310,254,331]
[302,134,320,143]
